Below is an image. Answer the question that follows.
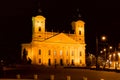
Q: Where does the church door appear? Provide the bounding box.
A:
[60,59,63,66]
[48,59,51,66]
[72,59,74,65]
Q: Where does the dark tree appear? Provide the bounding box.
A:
[27,57,32,64]
[22,48,28,64]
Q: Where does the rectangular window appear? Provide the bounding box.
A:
[39,27,41,31]
[39,59,41,63]
[72,51,74,56]
[48,50,51,55]
[72,59,74,65]
[39,49,41,55]
[79,31,81,35]
[80,60,82,64]
[80,51,82,56]
[54,59,56,64]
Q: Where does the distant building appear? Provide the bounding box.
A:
[21,13,86,67]
[108,44,120,68]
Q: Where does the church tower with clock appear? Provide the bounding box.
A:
[32,15,46,41]
[21,10,86,67]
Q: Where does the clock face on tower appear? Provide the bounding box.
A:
[33,15,46,33]
[36,21,42,27]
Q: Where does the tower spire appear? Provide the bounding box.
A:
[78,14,81,18]
[38,9,42,15]
[76,8,82,19]
[72,8,82,21]
[37,0,42,15]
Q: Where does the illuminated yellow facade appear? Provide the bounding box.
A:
[108,52,120,68]
[21,14,86,67]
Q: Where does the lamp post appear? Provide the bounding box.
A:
[96,35,107,69]
[101,36,107,61]
[103,48,107,60]
[96,36,99,69]
[108,46,112,59]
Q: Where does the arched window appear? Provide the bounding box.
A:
[54,59,57,66]
[79,30,81,35]
[80,51,82,56]
[80,60,82,64]
[39,49,41,55]
[60,59,63,66]
[72,59,74,65]
[39,27,41,31]
[48,59,51,66]
[48,50,51,55]
[39,59,41,63]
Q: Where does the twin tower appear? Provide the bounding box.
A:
[32,15,85,42]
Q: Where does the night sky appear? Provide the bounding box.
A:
[0,0,120,63]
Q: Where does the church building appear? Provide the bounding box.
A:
[21,12,86,67]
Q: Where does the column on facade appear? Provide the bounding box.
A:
[53,46,58,66]
[46,46,49,66]
[68,46,71,66]
[64,46,69,66]
[62,46,65,66]
[74,47,79,66]
[52,47,57,66]
[70,47,75,66]
[57,46,60,65]
[69,47,71,65]
[82,45,86,66]
[33,47,37,64]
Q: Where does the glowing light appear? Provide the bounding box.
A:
[113,53,115,56]
[106,60,109,63]
[116,62,118,64]
[109,46,112,49]
[101,36,106,41]
[100,51,103,53]
[103,48,106,51]
[110,61,112,64]
[109,54,112,57]
[118,52,120,57]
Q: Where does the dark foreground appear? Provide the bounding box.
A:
[0,65,120,80]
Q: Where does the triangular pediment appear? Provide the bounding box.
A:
[44,33,78,44]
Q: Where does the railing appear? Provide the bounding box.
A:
[0,74,105,80]
[0,79,34,80]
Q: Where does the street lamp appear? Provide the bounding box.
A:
[96,36,99,69]
[100,50,103,54]
[109,46,112,50]
[108,46,113,57]
[101,36,106,41]
[103,48,107,60]
[96,35,107,69]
